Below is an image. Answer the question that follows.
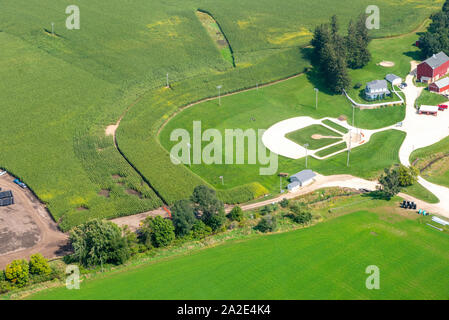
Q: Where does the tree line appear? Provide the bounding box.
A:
[419,0,449,58]
[311,14,371,93]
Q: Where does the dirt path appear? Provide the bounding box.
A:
[0,174,69,269]
[111,208,168,231]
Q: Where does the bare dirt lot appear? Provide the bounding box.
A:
[0,174,69,269]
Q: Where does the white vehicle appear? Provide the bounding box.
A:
[0,171,6,177]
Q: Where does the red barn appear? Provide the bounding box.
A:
[429,77,449,93]
[417,52,449,83]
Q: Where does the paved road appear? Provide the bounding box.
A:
[397,63,449,217]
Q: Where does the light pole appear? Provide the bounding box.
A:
[314,88,319,110]
[51,22,55,36]
[219,176,224,185]
[347,129,352,167]
[304,143,309,168]
[217,85,222,106]
[166,73,169,88]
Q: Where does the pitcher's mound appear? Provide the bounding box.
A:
[378,61,395,67]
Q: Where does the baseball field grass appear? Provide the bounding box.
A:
[286,125,342,150]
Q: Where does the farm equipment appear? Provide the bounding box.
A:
[13,179,27,189]
[401,200,416,210]
[418,209,429,216]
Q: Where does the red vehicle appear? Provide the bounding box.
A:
[438,104,448,111]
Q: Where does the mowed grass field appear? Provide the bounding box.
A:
[29,198,449,300]
[159,26,448,200]
[411,136,449,189]
[0,0,444,228]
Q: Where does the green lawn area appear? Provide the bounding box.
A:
[286,125,342,150]
[160,66,407,192]
[410,136,449,189]
[402,183,439,204]
[416,89,448,107]
[315,142,348,157]
[28,199,449,300]
[322,119,349,133]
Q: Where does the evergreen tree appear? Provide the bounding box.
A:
[419,4,449,57]
[171,199,197,237]
[346,14,371,69]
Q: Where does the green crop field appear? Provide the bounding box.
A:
[0,0,444,229]
[28,197,449,300]
[286,125,342,150]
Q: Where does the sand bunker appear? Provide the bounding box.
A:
[105,124,118,136]
[378,61,395,67]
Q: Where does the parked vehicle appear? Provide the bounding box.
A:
[13,179,27,189]
[0,171,6,177]
[438,104,448,111]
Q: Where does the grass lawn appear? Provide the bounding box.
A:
[322,119,349,133]
[286,125,342,150]
[28,196,449,300]
[410,136,449,189]
[315,142,347,157]
[416,89,449,107]
[402,183,439,204]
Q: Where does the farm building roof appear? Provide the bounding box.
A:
[366,80,388,91]
[419,105,439,113]
[433,77,449,89]
[423,52,449,70]
[385,74,401,83]
[290,169,316,183]
[287,181,300,190]
[0,190,13,199]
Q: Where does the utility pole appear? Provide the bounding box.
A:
[304,143,309,168]
[51,22,55,36]
[217,85,222,106]
[219,176,224,185]
[166,73,169,88]
[314,88,319,110]
[280,175,282,193]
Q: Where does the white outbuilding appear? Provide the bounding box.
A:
[385,74,402,86]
